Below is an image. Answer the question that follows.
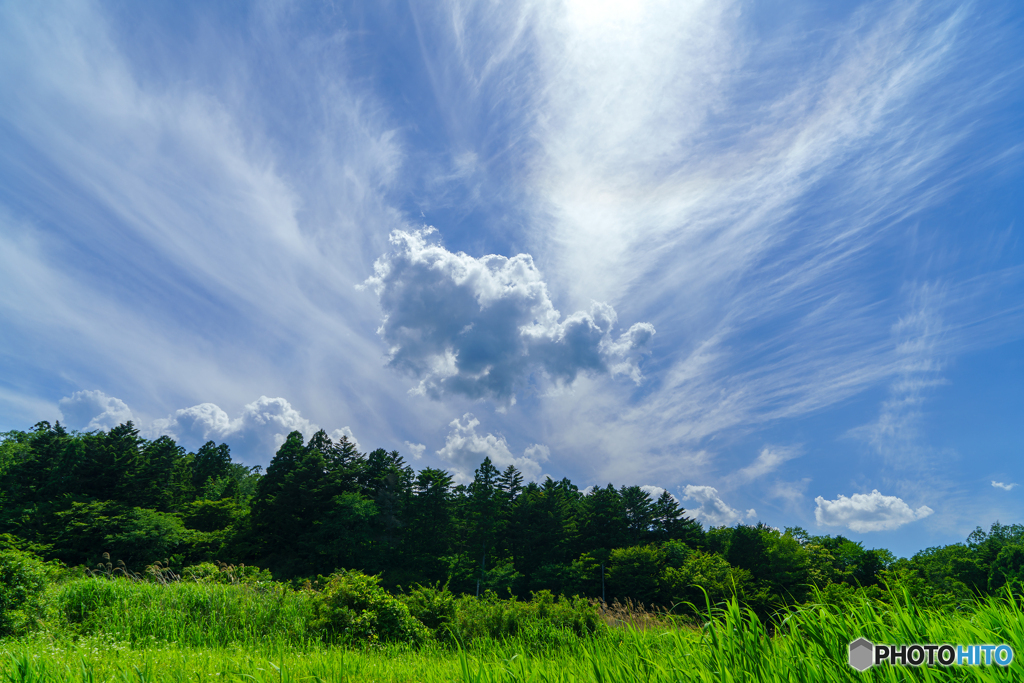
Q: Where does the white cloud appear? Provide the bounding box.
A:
[682,485,756,527]
[330,427,361,452]
[405,441,427,460]
[436,412,550,483]
[730,446,801,485]
[149,403,234,445]
[515,0,1024,479]
[639,484,679,503]
[149,396,358,465]
[58,390,133,431]
[848,285,948,465]
[524,443,551,463]
[992,481,1018,491]
[814,489,933,532]
[0,1,413,457]
[769,478,812,506]
[363,228,655,406]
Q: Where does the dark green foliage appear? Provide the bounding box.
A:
[192,441,232,492]
[400,582,457,637]
[653,490,702,546]
[578,485,628,555]
[406,468,455,583]
[988,544,1024,592]
[180,499,246,533]
[310,570,429,645]
[607,545,663,604]
[466,458,502,563]
[248,430,377,577]
[726,524,770,581]
[3,418,1023,621]
[661,550,754,612]
[620,486,656,546]
[52,501,186,567]
[529,553,601,598]
[506,478,578,590]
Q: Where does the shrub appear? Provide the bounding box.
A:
[182,561,273,585]
[400,581,456,638]
[607,545,663,604]
[311,570,429,646]
[530,554,601,597]
[452,590,605,644]
[661,550,754,613]
[0,549,56,636]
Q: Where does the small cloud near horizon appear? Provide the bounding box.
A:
[814,489,933,532]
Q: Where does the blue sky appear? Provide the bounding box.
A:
[1,0,1022,557]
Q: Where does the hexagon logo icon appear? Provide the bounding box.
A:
[849,638,874,671]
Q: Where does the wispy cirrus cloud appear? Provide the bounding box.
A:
[0,0,433,446]
[727,446,802,487]
[531,4,1001,407]
[848,283,948,466]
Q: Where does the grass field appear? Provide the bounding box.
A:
[1,579,1021,681]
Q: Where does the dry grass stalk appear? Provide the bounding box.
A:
[590,597,678,631]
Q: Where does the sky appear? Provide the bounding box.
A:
[1,0,1022,557]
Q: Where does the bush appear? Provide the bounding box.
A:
[311,570,430,646]
[401,582,456,638]
[607,545,663,604]
[0,549,56,636]
[451,590,605,644]
[182,561,273,585]
[661,550,754,613]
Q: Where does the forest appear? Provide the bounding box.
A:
[2,419,1020,614]
[3,420,1024,680]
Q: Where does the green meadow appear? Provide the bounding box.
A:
[3,425,1024,680]
[1,572,1022,682]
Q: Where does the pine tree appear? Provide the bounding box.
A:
[620,485,656,546]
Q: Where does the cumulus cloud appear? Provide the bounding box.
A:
[149,396,358,465]
[992,481,1018,491]
[682,485,756,527]
[58,390,133,431]
[814,489,933,532]
[405,442,427,460]
[363,228,655,405]
[436,413,550,483]
[639,485,680,503]
[330,426,361,451]
[149,403,234,445]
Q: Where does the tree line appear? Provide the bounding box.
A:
[2,421,1022,613]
